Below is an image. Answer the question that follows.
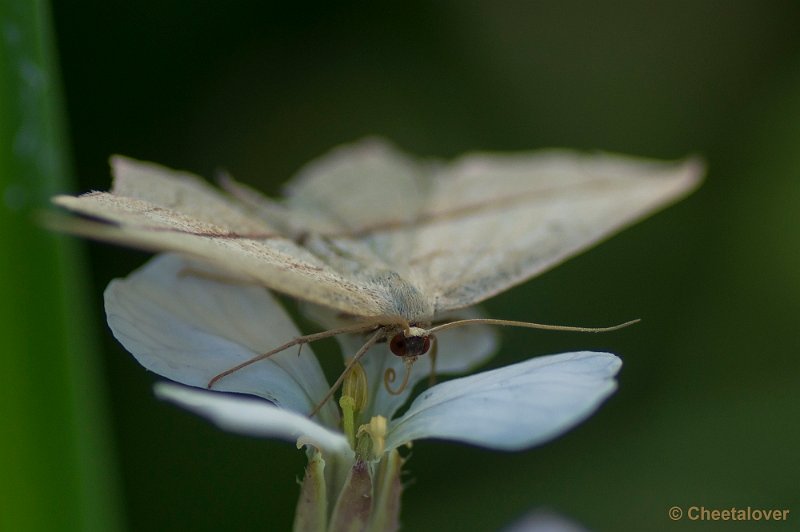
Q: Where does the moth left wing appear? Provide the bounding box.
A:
[53,158,396,317]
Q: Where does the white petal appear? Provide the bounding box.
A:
[386,352,621,451]
[105,254,338,426]
[504,510,589,532]
[155,383,352,458]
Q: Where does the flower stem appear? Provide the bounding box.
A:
[369,450,403,532]
[328,459,372,532]
[293,451,328,532]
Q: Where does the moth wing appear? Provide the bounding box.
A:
[275,142,702,314]
[282,138,430,233]
[258,140,438,308]
[394,150,703,312]
[53,169,394,317]
[223,139,432,277]
[109,156,271,234]
[216,173,301,236]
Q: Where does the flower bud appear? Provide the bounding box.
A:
[342,362,368,414]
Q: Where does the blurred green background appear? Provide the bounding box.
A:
[3,0,799,530]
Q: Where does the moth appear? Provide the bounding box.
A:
[53,138,702,411]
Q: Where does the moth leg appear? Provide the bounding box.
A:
[208,322,382,389]
[308,329,384,419]
[427,337,438,387]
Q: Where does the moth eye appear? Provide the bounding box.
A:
[421,336,431,354]
[389,334,407,356]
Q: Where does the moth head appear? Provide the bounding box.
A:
[389,326,431,358]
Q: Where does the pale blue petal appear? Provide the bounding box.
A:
[386,352,621,451]
[105,254,338,426]
[155,383,351,458]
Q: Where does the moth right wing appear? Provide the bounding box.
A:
[277,144,702,314]
[402,150,704,313]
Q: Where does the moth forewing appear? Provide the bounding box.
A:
[405,153,704,313]
[109,155,270,233]
[51,193,398,317]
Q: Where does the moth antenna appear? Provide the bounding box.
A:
[426,318,641,335]
[308,329,384,418]
[384,360,414,396]
[207,321,384,389]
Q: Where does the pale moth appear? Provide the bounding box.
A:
[53,138,702,413]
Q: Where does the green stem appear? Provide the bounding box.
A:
[293,451,328,532]
[368,450,403,532]
[0,1,122,530]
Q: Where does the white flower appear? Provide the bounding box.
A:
[105,253,622,459]
[503,510,590,532]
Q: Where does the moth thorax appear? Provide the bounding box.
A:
[389,326,431,358]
